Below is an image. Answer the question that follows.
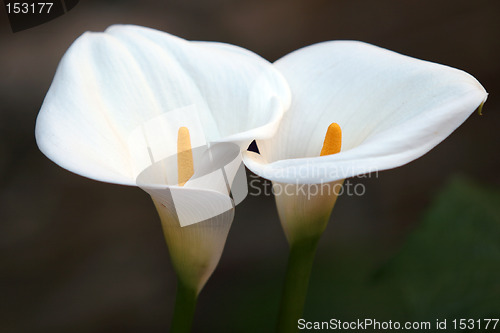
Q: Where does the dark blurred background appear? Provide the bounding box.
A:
[1,1,499,332]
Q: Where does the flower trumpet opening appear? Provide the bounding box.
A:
[133,108,248,227]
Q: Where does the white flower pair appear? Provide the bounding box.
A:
[35,25,487,324]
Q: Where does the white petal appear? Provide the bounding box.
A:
[244,41,487,184]
[36,25,290,186]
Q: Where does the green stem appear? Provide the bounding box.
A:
[170,280,198,333]
[276,237,321,333]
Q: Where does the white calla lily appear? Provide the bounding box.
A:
[244,41,487,185]
[241,41,487,332]
[35,24,290,331]
[37,25,290,185]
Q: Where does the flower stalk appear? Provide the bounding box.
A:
[170,280,198,333]
[276,234,321,333]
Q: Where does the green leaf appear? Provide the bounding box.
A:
[377,175,500,322]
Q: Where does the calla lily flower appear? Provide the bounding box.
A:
[244,40,487,242]
[245,41,487,184]
[35,24,290,331]
[242,41,487,332]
